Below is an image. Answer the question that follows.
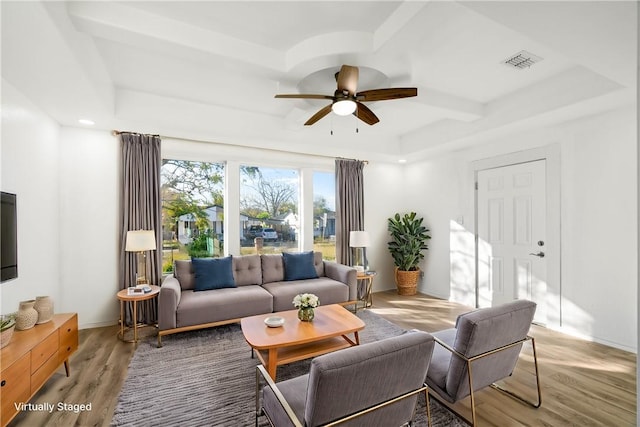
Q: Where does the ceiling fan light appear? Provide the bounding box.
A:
[331,99,357,116]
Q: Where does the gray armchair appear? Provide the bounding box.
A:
[256,331,436,427]
[425,299,541,426]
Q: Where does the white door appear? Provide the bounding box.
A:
[477,160,547,324]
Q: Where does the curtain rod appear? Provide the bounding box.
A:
[112,130,368,164]
[336,157,369,165]
[111,130,160,137]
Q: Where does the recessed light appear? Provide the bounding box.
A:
[78,119,95,126]
[398,159,407,164]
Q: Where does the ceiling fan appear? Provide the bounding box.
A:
[275,65,417,126]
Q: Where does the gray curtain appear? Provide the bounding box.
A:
[335,159,365,265]
[119,132,162,325]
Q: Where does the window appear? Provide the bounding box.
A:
[313,171,336,260]
[161,159,225,273]
[240,166,299,254]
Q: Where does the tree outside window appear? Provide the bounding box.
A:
[161,159,226,272]
[240,167,299,254]
[313,172,336,260]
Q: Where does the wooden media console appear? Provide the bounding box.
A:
[0,313,78,426]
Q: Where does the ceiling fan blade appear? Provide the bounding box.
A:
[304,104,333,126]
[354,102,380,125]
[336,65,359,95]
[275,94,334,100]
[356,87,417,102]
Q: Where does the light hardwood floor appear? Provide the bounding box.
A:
[8,292,636,426]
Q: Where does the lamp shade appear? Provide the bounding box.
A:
[349,231,371,248]
[125,230,157,252]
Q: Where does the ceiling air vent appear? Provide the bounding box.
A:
[503,50,543,69]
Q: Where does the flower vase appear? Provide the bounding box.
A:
[15,300,38,331]
[34,296,54,324]
[298,307,314,322]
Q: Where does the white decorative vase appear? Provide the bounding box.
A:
[34,296,54,324]
[15,300,38,331]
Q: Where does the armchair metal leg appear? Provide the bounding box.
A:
[255,364,260,427]
[424,388,432,427]
[490,336,542,408]
[468,360,478,427]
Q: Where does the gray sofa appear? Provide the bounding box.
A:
[157,252,357,346]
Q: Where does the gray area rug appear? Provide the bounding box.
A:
[112,310,466,426]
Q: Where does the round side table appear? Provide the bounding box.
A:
[356,271,377,310]
[116,285,160,343]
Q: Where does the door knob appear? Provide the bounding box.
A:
[529,251,545,258]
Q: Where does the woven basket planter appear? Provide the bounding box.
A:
[395,267,420,296]
[0,324,15,349]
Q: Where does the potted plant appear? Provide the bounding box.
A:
[387,212,431,295]
[1,313,17,349]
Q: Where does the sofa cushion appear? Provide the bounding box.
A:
[174,260,195,291]
[176,286,273,327]
[192,256,236,291]
[232,254,262,286]
[263,277,349,312]
[261,254,285,284]
[313,251,325,277]
[283,251,319,281]
[425,328,457,402]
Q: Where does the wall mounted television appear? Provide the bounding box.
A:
[1,192,18,282]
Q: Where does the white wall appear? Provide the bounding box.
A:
[404,156,467,301]
[1,81,121,328]
[362,162,405,293]
[559,108,637,350]
[58,127,120,328]
[1,80,61,315]
[405,106,637,351]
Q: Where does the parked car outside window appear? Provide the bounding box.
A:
[261,228,278,241]
[247,225,263,239]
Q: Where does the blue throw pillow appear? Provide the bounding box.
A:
[191,256,236,291]
[282,251,318,281]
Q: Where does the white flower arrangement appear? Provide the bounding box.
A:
[293,293,320,309]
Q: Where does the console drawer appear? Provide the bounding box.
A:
[31,331,58,374]
[59,315,78,363]
[31,349,59,394]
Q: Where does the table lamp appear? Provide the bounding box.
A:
[125,230,156,285]
[349,231,370,272]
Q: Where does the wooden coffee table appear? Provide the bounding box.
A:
[241,304,365,380]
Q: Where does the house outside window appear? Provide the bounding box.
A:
[161,159,225,273]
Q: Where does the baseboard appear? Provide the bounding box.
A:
[79,319,119,330]
[547,324,637,354]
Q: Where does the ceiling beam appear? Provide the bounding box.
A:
[67,1,284,73]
